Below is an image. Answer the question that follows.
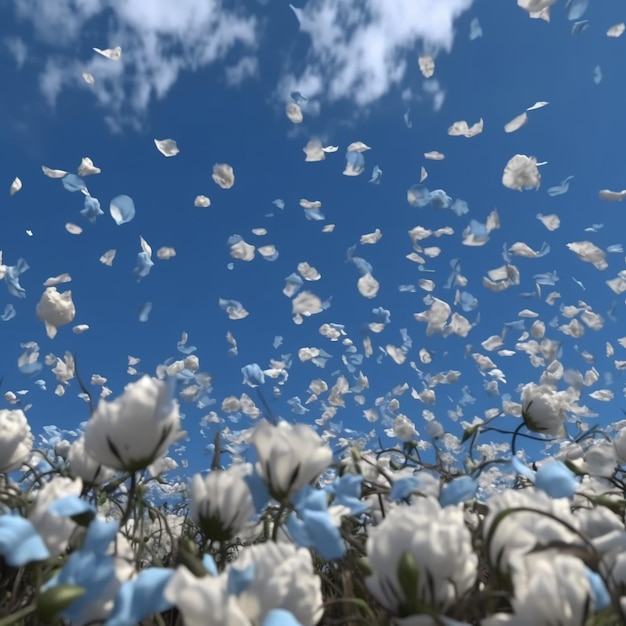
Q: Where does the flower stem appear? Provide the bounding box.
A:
[0,604,37,626]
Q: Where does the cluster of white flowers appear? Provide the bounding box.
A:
[2,376,626,625]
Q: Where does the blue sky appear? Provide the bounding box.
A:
[1,0,626,477]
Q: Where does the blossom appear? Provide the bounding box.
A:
[36,286,76,339]
[68,436,117,485]
[234,542,324,626]
[251,420,333,500]
[0,408,33,473]
[164,567,249,626]
[521,383,569,436]
[28,477,83,554]
[190,465,255,542]
[84,376,183,472]
[366,498,477,616]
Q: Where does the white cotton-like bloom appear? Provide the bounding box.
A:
[234,542,324,626]
[502,154,541,190]
[36,287,76,339]
[68,436,116,485]
[521,382,569,436]
[393,414,417,441]
[29,477,83,554]
[613,427,626,463]
[189,464,255,541]
[366,498,477,615]
[0,409,33,473]
[84,376,183,471]
[165,567,249,626]
[252,420,333,499]
[212,163,234,189]
[286,102,303,123]
[483,487,579,573]
[483,554,595,626]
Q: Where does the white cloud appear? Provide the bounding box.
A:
[11,0,259,128]
[225,56,259,86]
[5,37,28,69]
[281,0,473,107]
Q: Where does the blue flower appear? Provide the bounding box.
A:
[41,518,118,623]
[287,485,345,560]
[439,476,478,507]
[326,474,369,516]
[0,515,50,566]
[106,568,174,626]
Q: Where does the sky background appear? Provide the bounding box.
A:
[1,0,626,478]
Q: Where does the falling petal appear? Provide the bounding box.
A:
[418,54,435,78]
[10,177,22,196]
[593,65,602,84]
[607,23,625,37]
[212,163,235,189]
[157,247,176,260]
[599,189,626,201]
[565,0,588,21]
[504,112,528,133]
[99,249,116,266]
[194,195,211,207]
[424,151,444,160]
[369,165,383,184]
[72,324,89,334]
[62,174,88,193]
[93,46,122,60]
[502,154,541,190]
[286,103,303,123]
[110,195,136,225]
[447,119,483,137]
[139,302,152,322]
[547,175,574,197]
[347,141,371,152]
[469,17,483,39]
[77,157,101,176]
[82,72,94,85]
[154,139,180,157]
[42,166,68,178]
[526,101,549,111]
[65,223,83,235]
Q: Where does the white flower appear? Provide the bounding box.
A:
[36,286,76,338]
[483,554,595,626]
[0,408,33,473]
[234,542,324,626]
[190,464,255,541]
[483,487,579,573]
[29,477,83,554]
[252,420,332,499]
[164,566,249,626]
[366,498,477,616]
[521,383,568,436]
[613,427,626,463]
[84,376,183,471]
[502,154,541,191]
[68,436,116,485]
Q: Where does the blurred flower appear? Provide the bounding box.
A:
[29,477,83,554]
[521,383,568,436]
[190,465,255,542]
[36,286,76,339]
[84,376,183,472]
[234,542,323,626]
[366,498,477,616]
[68,436,117,485]
[251,420,333,500]
[0,515,50,566]
[0,408,33,473]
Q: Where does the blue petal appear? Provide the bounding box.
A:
[389,476,420,501]
[241,363,265,387]
[105,568,174,626]
[203,554,218,576]
[263,610,303,626]
[138,302,152,322]
[439,476,478,507]
[110,195,136,225]
[227,564,255,596]
[48,495,95,518]
[535,461,579,499]
[407,185,431,208]
[586,568,611,611]
[0,515,50,566]
[62,174,87,193]
[565,0,588,20]
[368,165,382,184]
[1,304,16,321]
[133,252,154,282]
[81,196,104,223]
[244,470,271,513]
[429,189,452,209]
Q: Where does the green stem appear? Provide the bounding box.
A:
[0,603,37,626]
[271,502,287,541]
